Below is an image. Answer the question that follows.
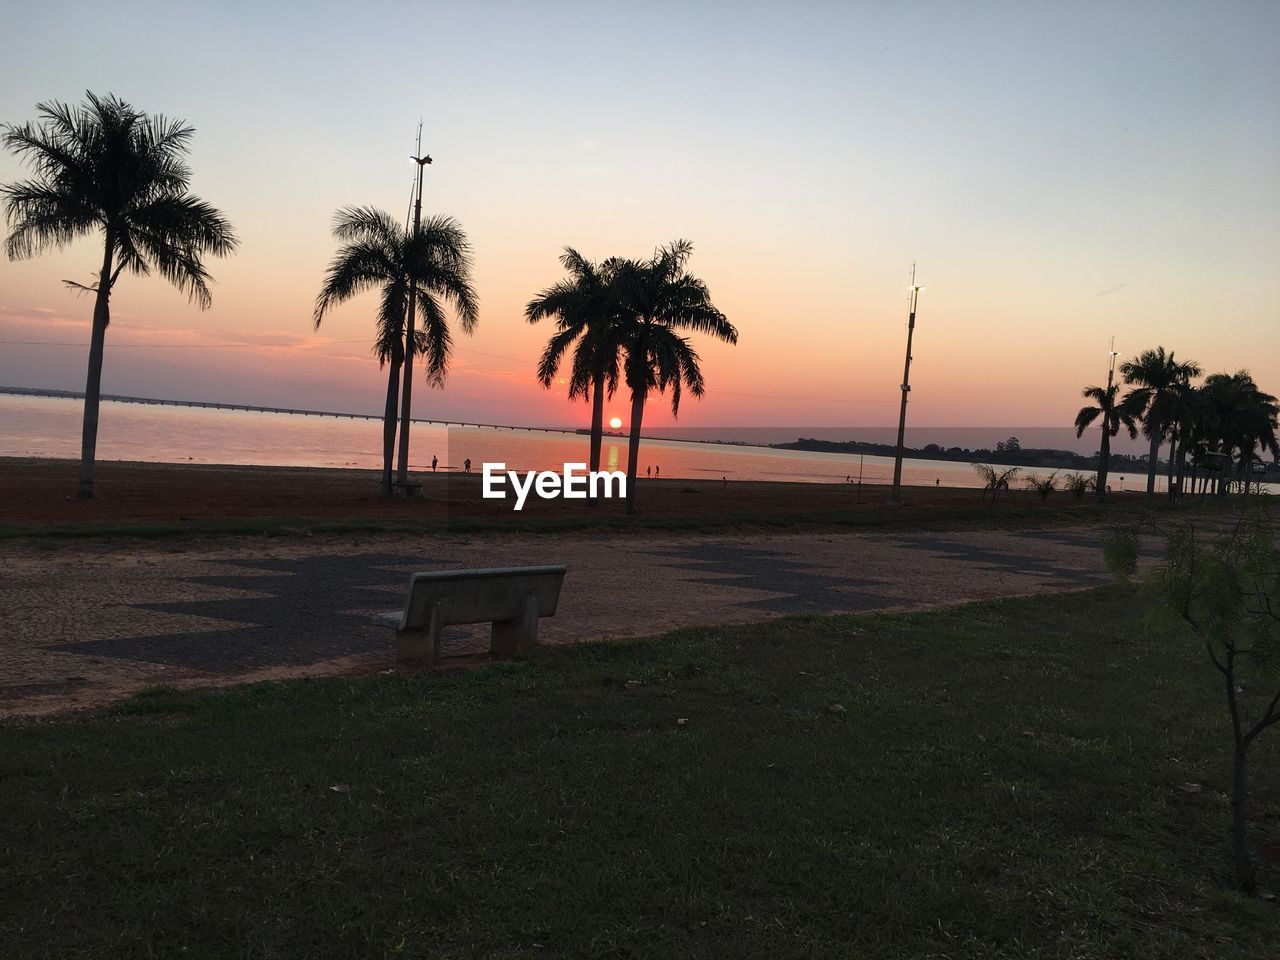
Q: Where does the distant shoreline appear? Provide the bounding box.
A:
[0,385,1088,457]
[776,437,1280,483]
[776,438,1124,475]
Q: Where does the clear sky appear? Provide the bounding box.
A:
[1,0,1277,434]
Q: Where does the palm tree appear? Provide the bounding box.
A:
[1162,379,1207,501]
[2,93,237,497]
[1120,347,1202,498]
[1200,371,1279,495]
[1063,473,1095,501]
[973,463,1021,505]
[1023,471,1059,501]
[525,248,624,475]
[1074,383,1139,501]
[314,206,477,496]
[611,241,737,514]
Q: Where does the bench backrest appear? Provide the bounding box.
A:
[400,565,566,629]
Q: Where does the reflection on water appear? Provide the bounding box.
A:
[0,393,1164,491]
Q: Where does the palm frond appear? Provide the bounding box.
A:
[1,179,98,258]
[314,240,400,327]
[412,215,479,333]
[1074,405,1101,437]
[129,193,237,307]
[3,91,235,308]
[414,290,453,388]
[537,324,583,389]
[332,206,402,247]
[371,277,409,366]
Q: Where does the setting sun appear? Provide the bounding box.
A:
[609,417,622,429]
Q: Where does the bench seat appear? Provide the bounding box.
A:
[378,565,567,664]
[390,480,423,497]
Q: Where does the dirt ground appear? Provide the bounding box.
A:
[0,521,1146,717]
[0,456,1127,527]
[0,457,1171,717]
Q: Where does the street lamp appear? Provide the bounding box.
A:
[890,266,923,504]
[395,125,433,488]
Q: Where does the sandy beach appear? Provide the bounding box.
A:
[0,456,1129,528]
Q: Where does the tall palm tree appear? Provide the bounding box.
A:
[612,240,737,514]
[2,92,237,497]
[1074,383,1140,501]
[314,206,477,496]
[1200,371,1279,495]
[525,248,623,474]
[1120,347,1202,498]
[1162,379,1207,501]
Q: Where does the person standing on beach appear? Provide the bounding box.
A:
[432,455,438,472]
[646,466,651,478]
[655,465,660,478]
[464,458,471,473]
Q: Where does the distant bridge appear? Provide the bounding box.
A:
[0,386,583,435]
[1,386,767,451]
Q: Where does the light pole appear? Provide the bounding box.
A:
[396,125,432,487]
[890,266,923,504]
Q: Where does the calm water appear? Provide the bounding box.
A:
[0,394,1135,491]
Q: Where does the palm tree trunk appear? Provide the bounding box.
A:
[1146,431,1160,498]
[589,369,605,474]
[1176,443,1189,502]
[1096,428,1111,502]
[381,357,402,497]
[78,238,115,499]
[1166,436,1178,501]
[396,291,417,485]
[624,388,646,515]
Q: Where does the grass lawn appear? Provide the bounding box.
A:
[2,587,1277,958]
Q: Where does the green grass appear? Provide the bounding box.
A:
[2,588,1277,958]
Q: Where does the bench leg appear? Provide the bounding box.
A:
[491,592,539,658]
[396,602,444,666]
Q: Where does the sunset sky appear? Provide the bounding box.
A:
[1,0,1277,437]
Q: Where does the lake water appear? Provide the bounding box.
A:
[0,393,1153,491]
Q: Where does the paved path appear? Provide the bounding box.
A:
[0,526,1146,715]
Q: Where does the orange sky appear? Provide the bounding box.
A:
[2,1,1277,435]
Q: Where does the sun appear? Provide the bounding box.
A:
[609,416,623,429]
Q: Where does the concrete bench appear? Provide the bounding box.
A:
[391,480,424,497]
[377,565,567,664]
